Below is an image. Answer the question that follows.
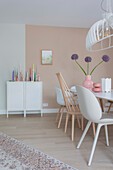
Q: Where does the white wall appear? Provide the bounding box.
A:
[0,24,25,111]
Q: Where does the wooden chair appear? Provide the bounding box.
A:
[56,72,83,141]
[55,88,66,128]
[70,86,84,131]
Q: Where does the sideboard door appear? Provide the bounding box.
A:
[25,82,42,111]
[7,82,24,111]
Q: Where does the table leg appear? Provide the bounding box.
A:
[99,98,104,112]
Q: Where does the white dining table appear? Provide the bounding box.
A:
[71,89,113,112]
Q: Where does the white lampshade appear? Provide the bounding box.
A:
[86,0,113,52]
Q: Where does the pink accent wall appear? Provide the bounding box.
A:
[26,25,113,108]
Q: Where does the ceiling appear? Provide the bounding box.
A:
[0,0,113,28]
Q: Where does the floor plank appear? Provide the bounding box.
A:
[0,113,113,170]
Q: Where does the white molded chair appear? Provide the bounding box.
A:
[76,85,113,166]
[70,86,76,91]
[70,86,77,91]
[56,88,66,128]
[71,86,95,135]
[56,88,65,106]
[70,86,78,103]
[70,86,78,102]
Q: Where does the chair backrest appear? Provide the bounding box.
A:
[76,85,102,122]
[56,88,65,106]
[56,72,79,113]
[70,86,78,104]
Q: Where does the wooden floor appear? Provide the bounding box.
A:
[0,113,113,170]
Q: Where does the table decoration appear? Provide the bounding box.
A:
[92,83,102,92]
[101,78,111,92]
[71,54,110,90]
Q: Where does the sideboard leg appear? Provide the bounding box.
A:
[7,110,8,118]
[24,110,26,117]
[41,110,43,117]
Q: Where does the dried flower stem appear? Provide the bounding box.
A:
[87,62,89,75]
[90,60,103,75]
[75,60,87,75]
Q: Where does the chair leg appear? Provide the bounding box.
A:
[72,114,75,141]
[69,115,72,121]
[81,115,84,131]
[65,113,69,133]
[92,123,96,137]
[107,103,112,113]
[77,121,91,149]
[104,125,109,146]
[88,124,102,166]
[55,105,62,123]
[76,115,81,129]
[58,107,64,128]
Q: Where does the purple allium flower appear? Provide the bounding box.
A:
[102,55,110,62]
[71,54,79,60]
[85,56,92,62]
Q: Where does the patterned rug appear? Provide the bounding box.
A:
[0,132,76,170]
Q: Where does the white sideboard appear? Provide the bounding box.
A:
[7,81,43,118]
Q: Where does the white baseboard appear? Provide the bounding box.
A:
[0,107,113,116]
[42,108,59,113]
[0,108,61,115]
[0,110,6,115]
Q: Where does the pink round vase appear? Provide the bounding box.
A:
[83,75,93,90]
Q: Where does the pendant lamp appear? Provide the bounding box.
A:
[86,0,113,52]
